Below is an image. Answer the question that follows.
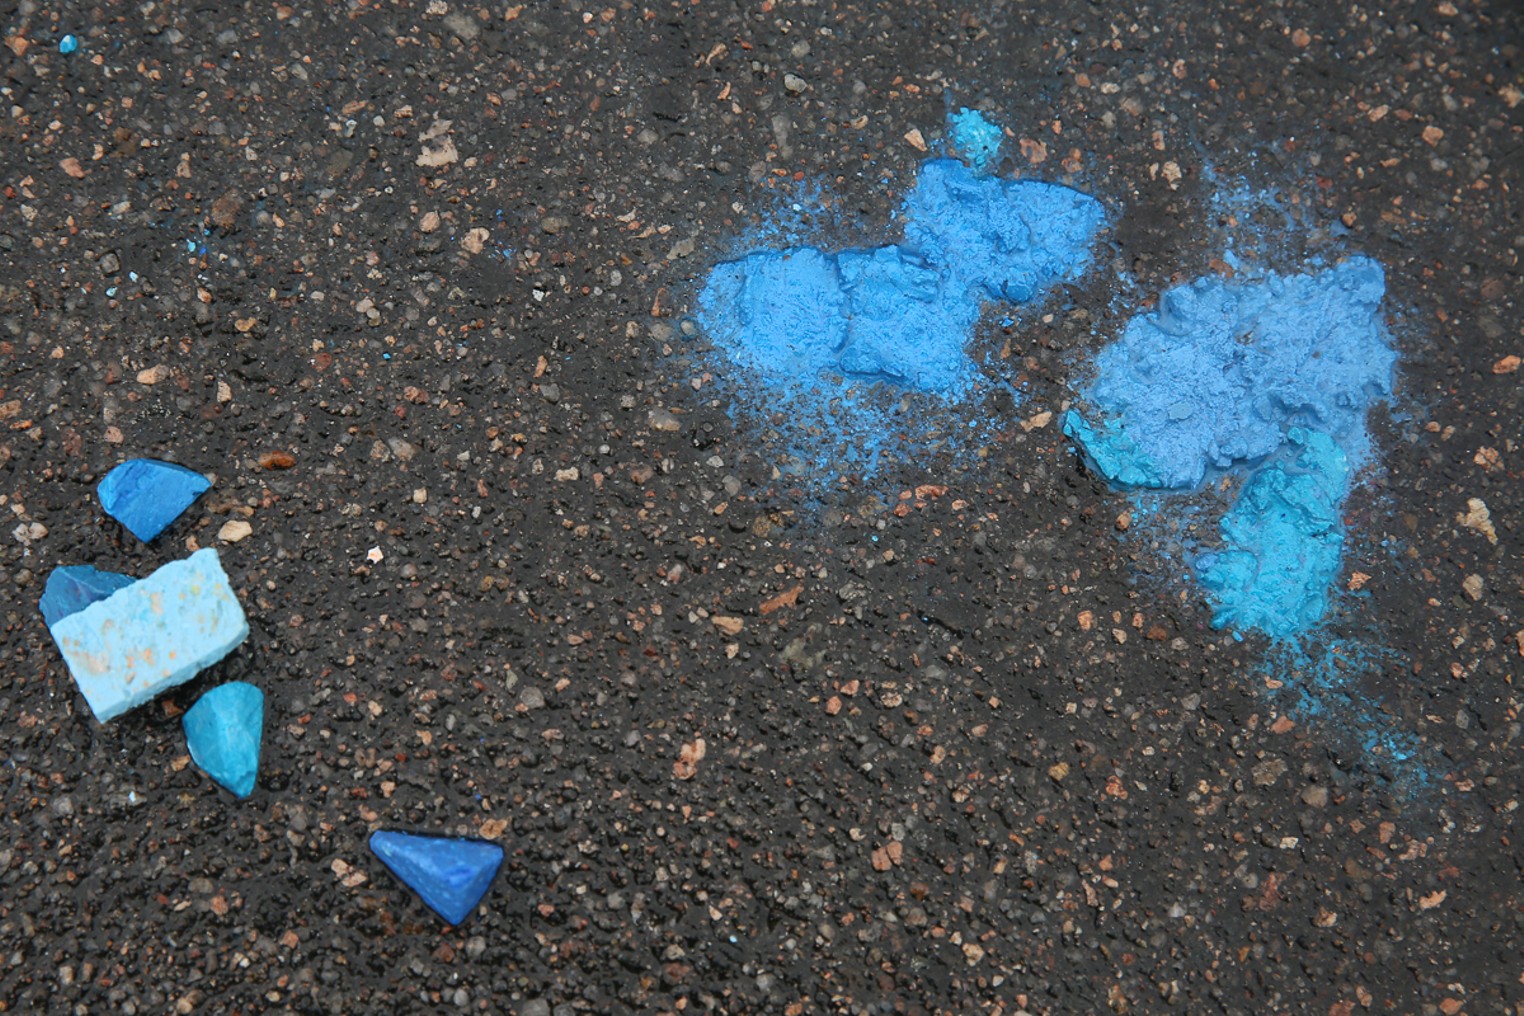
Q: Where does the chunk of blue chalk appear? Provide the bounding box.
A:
[49,548,249,723]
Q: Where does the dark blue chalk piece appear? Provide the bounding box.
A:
[39,565,136,627]
[369,831,505,925]
[182,682,264,798]
[97,459,211,542]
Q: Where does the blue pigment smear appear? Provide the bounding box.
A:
[1194,427,1348,639]
[947,108,1004,175]
[696,158,1103,486]
[1064,257,1394,492]
[1066,258,1395,639]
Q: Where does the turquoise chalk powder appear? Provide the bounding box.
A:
[696,157,1104,488]
[1065,258,1396,640]
[947,108,1004,174]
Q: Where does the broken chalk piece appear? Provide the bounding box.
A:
[369,830,505,925]
[183,682,264,798]
[49,547,249,723]
[97,458,211,542]
[38,565,137,628]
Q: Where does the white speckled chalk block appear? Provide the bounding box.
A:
[49,548,249,723]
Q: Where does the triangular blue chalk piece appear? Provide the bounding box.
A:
[182,682,264,798]
[97,458,211,542]
[39,565,137,627]
[369,831,505,925]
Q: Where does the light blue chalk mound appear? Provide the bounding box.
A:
[183,681,264,798]
[97,458,211,542]
[39,565,137,627]
[1066,258,1394,490]
[49,547,249,723]
[369,830,505,925]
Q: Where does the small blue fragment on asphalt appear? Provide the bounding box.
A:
[59,34,79,55]
[947,107,1004,174]
[39,565,136,627]
[369,831,505,925]
[49,547,249,722]
[183,682,264,798]
[97,458,211,542]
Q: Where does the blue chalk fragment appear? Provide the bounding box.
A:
[369,831,505,925]
[59,34,79,55]
[97,458,211,542]
[947,107,1004,174]
[183,682,264,798]
[49,548,249,723]
[39,565,136,627]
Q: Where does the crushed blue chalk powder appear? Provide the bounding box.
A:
[1064,257,1394,490]
[699,158,1103,401]
[1066,257,1396,640]
[1195,428,1348,639]
[694,157,1103,489]
[947,108,1004,174]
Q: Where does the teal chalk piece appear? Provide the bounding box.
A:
[39,565,137,627]
[183,682,264,798]
[49,548,249,723]
[97,458,211,542]
[1195,429,1349,639]
[947,107,1004,174]
[369,831,505,925]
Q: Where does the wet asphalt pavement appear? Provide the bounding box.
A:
[1,1,1521,1013]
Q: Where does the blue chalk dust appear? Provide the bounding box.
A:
[183,682,264,798]
[369,831,505,925]
[947,108,1004,174]
[1194,428,1348,639]
[98,458,211,542]
[1066,257,1396,640]
[1065,257,1394,490]
[697,156,1103,484]
[39,565,136,628]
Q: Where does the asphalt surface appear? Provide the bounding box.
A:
[1,2,1520,1013]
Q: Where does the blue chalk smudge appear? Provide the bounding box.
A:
[1065,257,1394,492]
[1065,257,1395,639]
[696,157,1103,487]
[1194,427,1348,639]
[948,108,1004,174]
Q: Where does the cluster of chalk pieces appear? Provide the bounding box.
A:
[42,460,498,923]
